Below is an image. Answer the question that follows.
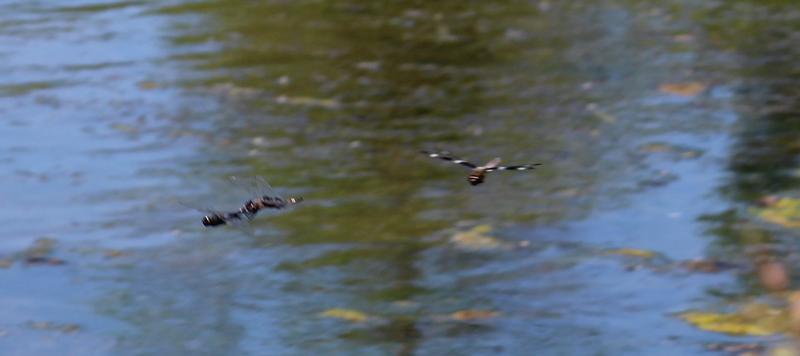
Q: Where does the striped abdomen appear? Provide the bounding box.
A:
[258,196,304,209]
[468,170,486,185]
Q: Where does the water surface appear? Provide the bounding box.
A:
[1,0,799,355]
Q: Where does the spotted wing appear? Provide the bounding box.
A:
[485,163,542,172]
[421,150,477,169]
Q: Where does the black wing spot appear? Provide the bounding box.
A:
[489,163,542,172]
[421,150,477,168]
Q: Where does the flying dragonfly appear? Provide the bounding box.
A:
[196,177,303,227]
[422,150,542,185]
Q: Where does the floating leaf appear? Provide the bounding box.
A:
[607,248,656,259]
[138,81,159,90]
[679,303,787,336]
[681,259,740,273]
[207,83,261,97]
[659,82,707,97]
[275,95,340,109]
[788,292,800,333]
[27,321,81,333]
[450,310,499,321]
[110,123,138,134]
[319,308,369,323]
[705,343,764,354]
[587,104,617,124]
[753,197,800,228]
[25,237,57,257]
[673,34,694,43]
[638,142,703,159]
[104,249,128,258]
[450,224,508,250]
[760,195,782,207]
[355,61,381,71]
[25,256,66,265]
[771,345,800,356]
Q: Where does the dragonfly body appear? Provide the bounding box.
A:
[241,196,303,215]
[423,151,541,186]
[200,179,303,227]
[202,211,246,227]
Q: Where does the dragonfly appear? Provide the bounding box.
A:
[422,150,542,185]
[195,177,303,227]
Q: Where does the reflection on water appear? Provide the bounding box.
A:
[0,0,799,354]
[700,0,800,296]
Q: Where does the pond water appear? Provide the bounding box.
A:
[1,0,799,355]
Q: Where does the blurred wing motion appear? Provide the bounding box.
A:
[181,177,303,228]
[421,150,477,168]
[423,150,542,186]
[229,175,277,199]
[484,163,542,172]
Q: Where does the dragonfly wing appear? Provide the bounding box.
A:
[172,197,220,214]
[482,157,502,170]
[229,175,278,199]
[421,150,477,169]
[486,163,542,172]
[223,213,256,235]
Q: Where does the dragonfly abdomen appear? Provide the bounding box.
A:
[468,170,486,185]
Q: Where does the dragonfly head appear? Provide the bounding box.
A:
[287,197,304,204]
[202,214,226,227]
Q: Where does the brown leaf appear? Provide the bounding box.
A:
[319,308,369,323]
[104,250,128,258]
[25,256,66,265]
[138,81,159,90]
[27,321,80,333]
[682,259,740,273]
[607,248,656,259]
[450,310,499,321]
[788,292,800,334]
[659,82,707,97]
[759,261,790,292]
[673,34,694,43]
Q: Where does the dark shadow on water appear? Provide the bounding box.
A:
[698,0,800,311]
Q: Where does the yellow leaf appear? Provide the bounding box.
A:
[104,250,128,258]
[450,310,499,321]
[450,224,507,250]
[770,345,800,356]
[110,123,138,134]
[659,82,706,97]
[607,248,656,259]
[470,224,492,234]
[138,81,159,90]
[679,304,787,336]
[319,308,369,323]
[754,197,800,228]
